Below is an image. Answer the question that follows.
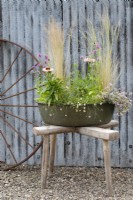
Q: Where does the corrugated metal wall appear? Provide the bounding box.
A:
[0,0,133,167]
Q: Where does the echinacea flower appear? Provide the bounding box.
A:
[42,67,54,73]
[83,57,96,63]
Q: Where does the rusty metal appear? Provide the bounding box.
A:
[0,130,17,164]
[4,140,43,171]
[0,39,39,63]
[0,39,42,168]
[0,115,34,149]
[0,104,38,107]
[0,109,37,126]
[0,83,47,101]
[0,87,36,100]
[0,48,23,84]
[1,68,33,96]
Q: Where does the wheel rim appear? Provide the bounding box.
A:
[0,39,42,170]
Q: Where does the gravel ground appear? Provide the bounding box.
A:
[0,162,133,200]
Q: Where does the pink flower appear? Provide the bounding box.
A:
[83,57,96,63]
[32,63,39,69]
[80,56,84,60]
[37,63,41,66]
[95,43,101,49]
[93,50,97,54]
[42,67,54,73]
[45,55,49,60]
[37,53,42,58]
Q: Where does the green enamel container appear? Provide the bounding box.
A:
[38,103,114,127]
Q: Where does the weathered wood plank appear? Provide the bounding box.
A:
[24,1,35,165]
[103,140,113,197]
[41,135,49,189]
[94,0,108,167]
[0,31,5,162]
[49,134,56,175]
[64,0,80,166]
[11,2,20,163]
[78,0,89,166]
[77,127,119,141]
[61,0,72,166]
[114,1,127,166]
[33,126,76,136]
[33,124,119,141]
[32,0,43,165]
[126,2,133,168]
[3,0,16,164]
[16,0,27,163]
[98,120,118,128]
[46,0,66,166]
[1,2,8,163]
[0,1,5,162]
[84,0,96,167]
[33,120,118,134]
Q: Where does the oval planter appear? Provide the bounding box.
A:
[38,103,115,127]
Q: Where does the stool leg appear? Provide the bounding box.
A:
[41,135,50,189]
[103,139,113,197]
[49,134,56,175]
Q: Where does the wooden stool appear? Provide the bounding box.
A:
[33,120,119,197]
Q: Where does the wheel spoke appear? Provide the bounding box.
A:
[0,104,38,107]
[0,87,36,100]
[1,68,33,96]
[0,48,23,84]
[0,109,37,126]
[0,115,34,149]
[0,130,17,164]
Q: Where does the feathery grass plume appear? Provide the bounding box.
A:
[81,11,119,91]
[47,20,64,79]
[99,13,119,90]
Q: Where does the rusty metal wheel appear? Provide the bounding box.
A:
[0,39,43,170]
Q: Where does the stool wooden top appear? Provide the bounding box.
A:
[33,120,119,141]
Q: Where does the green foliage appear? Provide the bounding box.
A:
[35,64,105,106]
[35,73,68,106]
[34,67,131,115]
[67,66,103,105]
